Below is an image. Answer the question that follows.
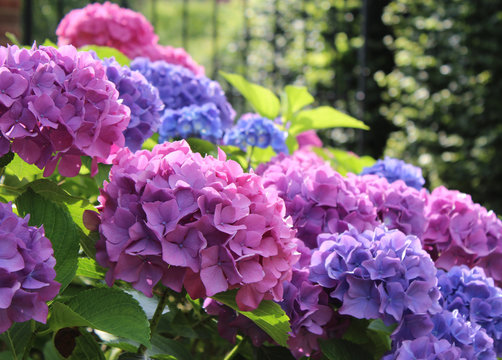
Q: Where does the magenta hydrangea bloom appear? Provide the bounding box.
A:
[92,140,298,311]
[310,226,441,325]
[422,186,502,285]
[0,202,60,333]
[348,174,427,238]
[56,2,158,60]
[0,44,130,177]
[256,151,379,249]
[296,130,322,148]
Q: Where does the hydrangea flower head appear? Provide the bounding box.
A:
[223,113,288,154]
[422,186,502,284]
[143,44,205,76]
[296,130,322,148]
[0,44,130,176]
[159,104,223,143]
[102,58,163,151]
[0,202,60,333]
[56,2,158,60]
[256,151,379,248]
[130,58,234,137]
[348,174,427,238]
[310,226,441,324]
[361,157,425,190]
[437,265,502,356]
[93,140,298,311]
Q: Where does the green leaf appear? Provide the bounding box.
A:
[78,229,98,259]
[250,146,276,168]
[49,302,93,330]
[23,179,90,205]
[0,322,32,359]
[5,32,21,46]
[220,72,280,119]
[6,154,43,181]
[142,133,159,151]
[50,288,150,347]
[319,338,372,360]
[79,45,130,66]
[312,148,375,176]
[290,106,369,135]
[67,330,106,360]
[186,138,218,157]
[76,258,106,280]
[285,134,299,154]
[284,85,314,119]
[219,145,247,169]
[211,290,291,347]
[16,189,79,291]
[146,334,192,360]
[0,152,14,168]
[42,39,58,47]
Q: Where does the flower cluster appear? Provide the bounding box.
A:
[159,104,223,143]
[388,310,497,360]
[0,202,60,333]
[0,44,130,176]
[422,186,502,284]
[223,113,288,154]
[361,157,425,190]
[256,151,378,248]
[93,140,298,310]
[101,57,163,152]
[437,265,502,355]
[296,130,322,148]
[56,2,158,60]
[130,58,234,140]
[348,174,427,238]
[310,226,441,325]
[143,44,205,76]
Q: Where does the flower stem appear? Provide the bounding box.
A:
[21,320,36,360]
[247,146,255,172]
[223,337,245,360]
[137,287,171,355]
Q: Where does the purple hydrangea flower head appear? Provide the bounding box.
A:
[0,202,60,333]
[130,58,235,137]
[0,44,130,177]
[309,226,441,324]
[361,157,425,190]
[223,113,288,154]
[348,174,427,238]
[101,57,164,152]
[422,186,502,285]
[256,151,379,249]
[159,103,223,143]
[437,265,502,356]
[382,335,463,360]
[92,140,299,311]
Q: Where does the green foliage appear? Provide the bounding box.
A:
[79,45,130,65]
[212,290,291,347]
[312,147,376,175]
[289,106,369,135]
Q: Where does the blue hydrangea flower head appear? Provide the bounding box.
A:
[102,57,164,151]
[158,103,223,143]
[130,57,235,133]
[361,156,425,190]
[223,113,288,154]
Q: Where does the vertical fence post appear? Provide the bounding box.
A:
[151,0,158,29]
[182,0,189,50]
[357,0,368,153]
[211,0,220,79]
[22,0,32,45]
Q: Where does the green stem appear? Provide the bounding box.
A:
[223,337,245,360]
[247,146,255,172]
[137,287,171,355]
[6,331,19,360]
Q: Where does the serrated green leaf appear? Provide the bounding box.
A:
[211,290,291,347]
[68,330,105,360]
[290,106,369,135]
[16,189,79,291]
[23,179,90,205]
[284,85,315,119]
[320,338,372,360]
[147,334,192,360]
[220,72,280,119]
[79,45,130,66]
[51,288,150,347]
[49,302,93,330]
[6,154,43,181]
[76,258,106,280]
[78,229,98,259]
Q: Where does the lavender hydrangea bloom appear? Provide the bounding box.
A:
[130,58,235,140]
[361,157,425,190]
[437,265,502,356]
[382,336,463,360]
[422,186,502,285]
[256,151,379,249]
[348,174,427,238]
[101,58,164,152]
[0,202,60,333]
[223,113,288,154]
[159,103,223,143]
[309,226,441,324]
[0,44,130,177]
[92,140,298,311]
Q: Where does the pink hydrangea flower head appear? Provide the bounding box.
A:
[143,44,205,76]
[296,130,322,148]
[256,150,379,248]
[422,186,502,286]
[348,174,427,238]
[94,140,298,311]
[0,44,130,177]
[0,202,60,333]
[56,2,158,60]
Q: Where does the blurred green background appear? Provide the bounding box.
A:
[18,0,502,213]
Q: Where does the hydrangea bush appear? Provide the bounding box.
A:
[0,3,501,360]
